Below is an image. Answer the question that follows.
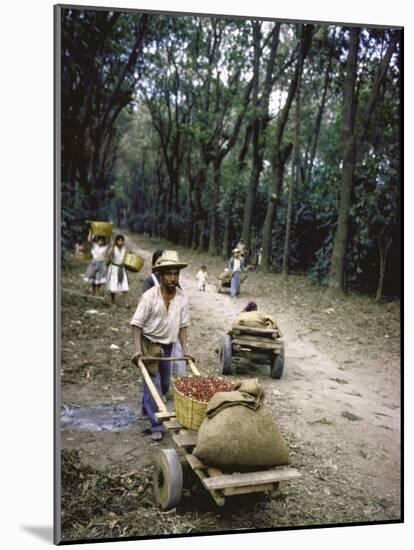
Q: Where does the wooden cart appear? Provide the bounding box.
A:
[138,356,300,510]
[219,323,285,379]
[216,273,248,294]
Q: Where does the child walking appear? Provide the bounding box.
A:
[83,231,108,295]
[196,265,208,291]
[106,234,130,307]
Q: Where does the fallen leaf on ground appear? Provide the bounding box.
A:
[341,411,362,421]
[330,377,349,384]
[307,417,333,425]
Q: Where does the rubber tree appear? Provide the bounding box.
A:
[281,63,302,277]
[183,18,252,252]
[326,28,399,295]
[221,122,252,259]
[240,21,281,257]
[61,9,149,213]
[260,24,313,272]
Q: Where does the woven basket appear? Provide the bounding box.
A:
[90,221,113,237]
[78,252,92,262]
[173,385,208,431]
[124,252,144,272]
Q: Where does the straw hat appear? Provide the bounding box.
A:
[152,250,188,271]
[232,247,241,253]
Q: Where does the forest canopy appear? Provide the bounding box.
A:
[60,8,401,299]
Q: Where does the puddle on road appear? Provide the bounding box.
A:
[61,403,140,432]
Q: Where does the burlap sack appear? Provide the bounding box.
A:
[234,378,263,398]
[219,270,231,282]
[205,379,263,417]
[232,311,280,334]
[141,337,162,376]
[194,382,290,471]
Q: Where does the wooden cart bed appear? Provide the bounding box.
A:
[160,414,301,506]
[140,356,299,509]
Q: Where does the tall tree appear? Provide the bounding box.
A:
[60,8,150,252]
[260,24,313,271]
[327,28,398,295]
[240,21,280,255]
[282,63,302,277]
[325,27,359,294]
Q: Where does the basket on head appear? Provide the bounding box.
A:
[123,252,144,272]
[90,221,113,237]
[173,385,208,431]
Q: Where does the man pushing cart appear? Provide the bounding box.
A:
[130,250,192,441]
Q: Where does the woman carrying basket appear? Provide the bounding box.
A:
[106,234,130,307]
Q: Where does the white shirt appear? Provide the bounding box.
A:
[112,245,126,264]
[196,270,208,283]
[232,258,241,272]
[130,285,190,345]
[91,244,108,262]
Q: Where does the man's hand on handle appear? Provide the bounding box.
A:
[131,349,143,366]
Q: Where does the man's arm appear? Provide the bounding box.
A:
[131,325,143,364]
[178,326,189,357]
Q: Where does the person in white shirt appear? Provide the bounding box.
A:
[130,250,191,440]
[83,231,108,295]
[106,234,130,307]
[228,248,245,299]
[196,265,208,291]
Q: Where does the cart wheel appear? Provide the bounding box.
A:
[220,335,233,374]
[271,345,285,379]
[153,448,183,510]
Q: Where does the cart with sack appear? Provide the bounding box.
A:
[219,312,285,379]
[137,356,300,510]
[216,271,248,293]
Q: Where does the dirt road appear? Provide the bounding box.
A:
[60,232,401,541]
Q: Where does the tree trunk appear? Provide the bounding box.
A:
[261,25,312,271]
[241,162,261,250]
[326,27,360,295]
[282,161,296,277]
[222,213,232,260]
[197,219,207,252]
[376,235,392,302]
[282,65,302,277]
[241,22,262,253]
[306,55,331,183]
[185,179,194,247]
[208,161,221,255]
[260,144,293,271]
[241,22,280,255]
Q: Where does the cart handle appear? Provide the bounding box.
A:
[140,356,201,376]
[137,358,168,413]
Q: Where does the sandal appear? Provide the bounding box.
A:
[151,432,163,441]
